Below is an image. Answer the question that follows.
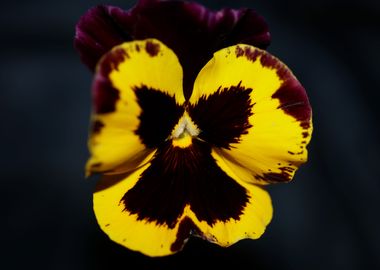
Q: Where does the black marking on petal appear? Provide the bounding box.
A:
[99,48,129,75]
[121,140,249,228]
[93,79,120,114]
[145,40,160,57]
[170,217,202,252]
[255,166,295,183]
[235,45,260,62]
[92,120,104,134]
[288,150,304,155]
[189,82,254,149]
[260,53,311,128]
[272,79,311,128]
[134,85,184,148]
[234,46,311,129]
[93,48,130,114]
[235,46,244,57]
[91,162,102,168]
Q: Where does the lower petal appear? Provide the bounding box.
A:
[94,140,272,256]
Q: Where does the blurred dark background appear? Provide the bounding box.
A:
[1,0,379,269]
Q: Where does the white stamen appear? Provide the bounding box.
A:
[171,113,200,139]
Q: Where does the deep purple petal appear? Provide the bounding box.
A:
[74,0,270,99]
[74,5,133,71]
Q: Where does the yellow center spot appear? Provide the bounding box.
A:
[171,112,200,148]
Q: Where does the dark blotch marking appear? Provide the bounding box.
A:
[105,223,110,227]
[91,162,102,168]
[235,45,261,62]
[92,120,104,134]
[234,45,312,129]
[272,80,311,127]
[134,85,184,148]
[135,44,140,52]
[288,150,304,155]
[189,82,254,149]
[235,46,244,57]
[261,53,312,127]
[145,41,160,57]
[93,48,129,114]
[255,166,295,183]
[170,217,202,252]
[121,140,249,228]
[302,132,309,138]
[93,79,120,114]
[300,121,311,129]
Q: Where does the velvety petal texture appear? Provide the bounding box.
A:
[75,0,270,98]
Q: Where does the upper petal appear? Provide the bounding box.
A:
[74,0,270,99]
[86,39,184,175]
[74,5,133,72]
[189,44,312,185]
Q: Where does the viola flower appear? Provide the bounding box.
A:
[75,0,312,257]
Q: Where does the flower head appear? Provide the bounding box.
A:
[75,0,312,257]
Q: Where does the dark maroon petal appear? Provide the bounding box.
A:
[74,5,133,71]
[74,0,270,99]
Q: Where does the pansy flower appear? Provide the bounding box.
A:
[75,0,312,257]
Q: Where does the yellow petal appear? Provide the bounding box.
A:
[189,44,312,184]
[94,140,272,256]
[94,163,182,257]
[87,39,185,175]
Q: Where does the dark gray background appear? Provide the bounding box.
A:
[1,0,379,269]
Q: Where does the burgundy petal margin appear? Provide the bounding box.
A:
[74,0,270,99]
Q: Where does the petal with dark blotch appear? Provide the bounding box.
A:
[74,1,270,98]
[86,39,184,175]
[94,139,272,256]
[190,44,312,185]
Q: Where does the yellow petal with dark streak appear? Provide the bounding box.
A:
[190,44,312,184]
[87,39,185,176]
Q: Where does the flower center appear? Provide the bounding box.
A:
[171,112,200,148]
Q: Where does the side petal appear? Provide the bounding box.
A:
[87,39,185,175]
[189,44,312,184]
